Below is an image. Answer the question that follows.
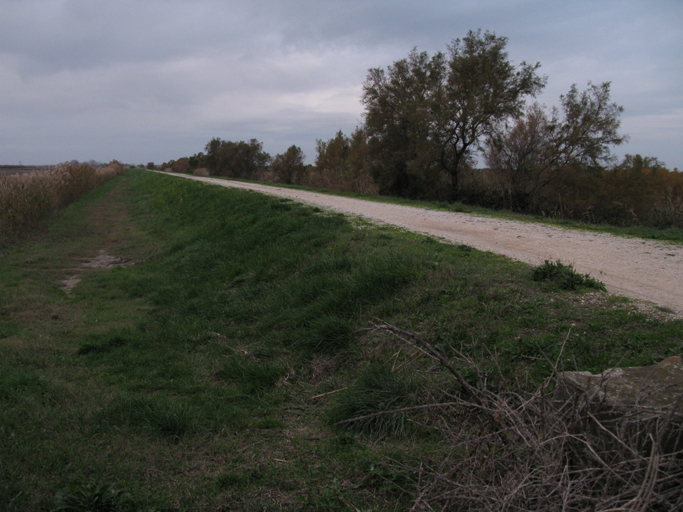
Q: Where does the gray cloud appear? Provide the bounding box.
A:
[1,0,681,168]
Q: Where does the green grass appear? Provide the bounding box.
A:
[533,260,607,291]
[201,173,683,243]
[1,169,680,510]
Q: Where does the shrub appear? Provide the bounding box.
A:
[532,260,606,291]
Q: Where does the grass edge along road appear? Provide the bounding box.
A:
[1,169,681,511]
[160,171,683,244]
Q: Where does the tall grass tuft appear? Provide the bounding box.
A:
[328,362,415,439]
[0,161,125,246]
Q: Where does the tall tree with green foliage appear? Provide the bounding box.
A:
[203,138,271,179]
[271,145,306,184]
[363,48,446,197]
[362,30,545,199]
[315,128,371,192]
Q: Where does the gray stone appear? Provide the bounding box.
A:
[555,357,683,455]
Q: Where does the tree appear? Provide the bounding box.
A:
[203,138,271,178]
[204,137,223,174]
[552,82,627,168]
[363,48,447,197]
[485,103,558,209]
[271,145,306,184]
[172,157,190,174]
[315,127,372,193]
[362,30,545,199]
[436,30,545,198]
[485,82,628,210]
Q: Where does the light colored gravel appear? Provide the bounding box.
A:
[162,172,683,317]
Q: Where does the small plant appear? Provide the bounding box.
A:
[328,362,415,438]
[217,355,286,394]
[533,260,606,291]
[53,481,133,512]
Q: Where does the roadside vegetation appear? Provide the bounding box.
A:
[157,30,682,234]
[1,170,680,510]
[0,161,126,247]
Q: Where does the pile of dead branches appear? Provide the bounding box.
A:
[369,321,683,512]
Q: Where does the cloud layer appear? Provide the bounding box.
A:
[1,0,681,169]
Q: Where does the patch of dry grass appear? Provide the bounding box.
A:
[368,321,683,512]
[0,161,125,246]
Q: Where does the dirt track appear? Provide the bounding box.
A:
[162,172,683,317]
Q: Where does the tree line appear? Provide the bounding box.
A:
[156,29,682,228]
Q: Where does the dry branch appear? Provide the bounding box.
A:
[370,320,683,512]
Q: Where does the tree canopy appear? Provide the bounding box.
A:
[362,29,546,199]
[271,145,306,185]
[204,138,271,179]
[485,82,628,210]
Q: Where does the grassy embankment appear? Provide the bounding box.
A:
[206,174,683,243]
[1,169,681,510]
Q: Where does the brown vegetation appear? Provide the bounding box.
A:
[370,322,683,512]
[0,161,125,246]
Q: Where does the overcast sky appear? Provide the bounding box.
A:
[1,0,681,169]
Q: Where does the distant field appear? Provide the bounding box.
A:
[0,165,49,176]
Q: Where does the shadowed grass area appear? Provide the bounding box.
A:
[0,169,680,511]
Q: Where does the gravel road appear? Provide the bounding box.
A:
[162,172,683,317]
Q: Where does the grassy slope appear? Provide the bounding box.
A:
[214,175,683,243]
[1,169,681,511]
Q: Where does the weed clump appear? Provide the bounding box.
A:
[53,481,134,512]
[328,362,415,439]
[533,260,606,291]
[217,355,286,394]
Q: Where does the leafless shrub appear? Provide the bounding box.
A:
[359,321,683,512]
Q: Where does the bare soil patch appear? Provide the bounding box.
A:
[60,250,137,292]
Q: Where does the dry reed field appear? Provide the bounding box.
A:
[0,161,125,246]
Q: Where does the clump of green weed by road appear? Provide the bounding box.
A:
[533,259,607,291]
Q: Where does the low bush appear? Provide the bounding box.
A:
[533,260,606,291]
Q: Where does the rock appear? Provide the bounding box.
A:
[555,358,683,455]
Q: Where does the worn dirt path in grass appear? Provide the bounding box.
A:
[161,172,683,317]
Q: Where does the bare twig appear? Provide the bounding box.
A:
[368,319,683,512]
